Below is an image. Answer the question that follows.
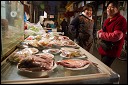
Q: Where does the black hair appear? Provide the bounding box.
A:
[83,3,93,11]
[107,1,120,9]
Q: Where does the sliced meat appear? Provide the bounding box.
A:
[18,55,54,71]
[57,59,90,68]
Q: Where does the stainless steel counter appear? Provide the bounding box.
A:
[1,45,120,84]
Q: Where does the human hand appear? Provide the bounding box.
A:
[97,30,103,39]
[98,33,102,38]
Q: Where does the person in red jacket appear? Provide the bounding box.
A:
[97,1,127,67]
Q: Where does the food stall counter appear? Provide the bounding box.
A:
[1,35,120,84]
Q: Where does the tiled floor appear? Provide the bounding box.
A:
[92,43,127,84]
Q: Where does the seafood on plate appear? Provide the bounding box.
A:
[8,51,28,63]
[22,48,39,54]
[56,59,91,69]
[35,53,54,59]
[62,40,76,47]
[17,54,55,72]
[60,47,84,58]
[26,36,35,40]
[27,40,40,47]
[8,48,38,63]
[43,48,60,54]
[49,40,63,46]
[38,39,52,47]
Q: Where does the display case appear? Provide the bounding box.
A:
[1,1,24,61]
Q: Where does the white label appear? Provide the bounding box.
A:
[10,11,17,17]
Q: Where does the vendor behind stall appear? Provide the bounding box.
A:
[24,4,30,30]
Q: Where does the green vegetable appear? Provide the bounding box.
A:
[29,26,39,32]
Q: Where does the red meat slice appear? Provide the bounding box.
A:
[57,59,90,68]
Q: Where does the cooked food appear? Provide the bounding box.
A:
[22,48,39,54]
[35,53,54,59]
[28,40,39,47]
[18,54,54,72]
[53,35,60,40]
[52,36,69,42]
[49,40,62,46]
[29,26,39,32]
[42,33,50,39]
[63,40,75,46]
[60,47,82,58]
[48,49,60,54]
[43,49,60,54]
[38,39,52,47]
[8,51,28,63]
[61,51,81,58]
[57,59,90,68]
[26,36,35,40]
[58,36,69,40]
[35,35,42,40]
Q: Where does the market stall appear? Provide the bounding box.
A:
[1,1,120,84]
[1,32,120,84]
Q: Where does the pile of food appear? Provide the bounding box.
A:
[9,51,27,63]
[8,31,92,78]
[43,48,60,54]
[28,26,39,32]
[17,53,55,72]
[38,39,52,47]
[26,35,42,41]
[60,47,83,58]
[24,34,77,48]
[9,48,39,63]
[22,48,39,54]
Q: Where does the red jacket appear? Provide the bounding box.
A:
[98,12,127,58]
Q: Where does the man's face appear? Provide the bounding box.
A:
[107,3,118,17]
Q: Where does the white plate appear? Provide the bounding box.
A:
[22,48,39,54]
[61,47,80,52]
[57,59,90,70]
[17,61,57,73]
[64,44,77,47]
[43,49,60,54]
[17,62,57,77]
[65,63,90,70]
[60,53,87,59]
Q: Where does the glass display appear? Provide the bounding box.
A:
[1,1,24,60]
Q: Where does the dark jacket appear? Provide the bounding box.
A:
[69,14,94,38]
[69,14,94,51]
[98,12,127,58]
[60,20,68,32]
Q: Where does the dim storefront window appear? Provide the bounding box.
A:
[1,1,24,61]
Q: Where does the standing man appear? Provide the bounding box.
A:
[60,19,68,36]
